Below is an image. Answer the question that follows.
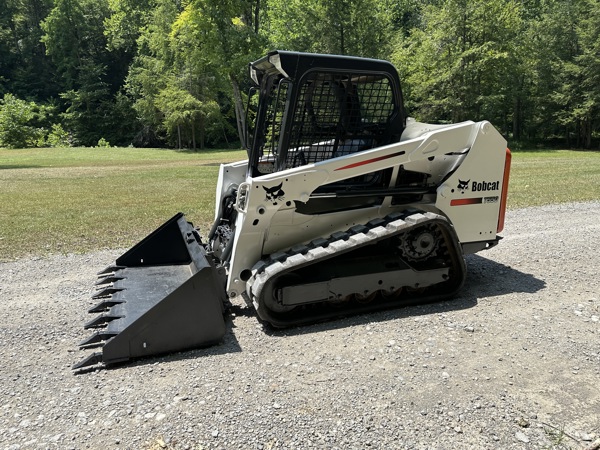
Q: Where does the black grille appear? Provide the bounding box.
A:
[284,72,396,170]
[262,80,289,159]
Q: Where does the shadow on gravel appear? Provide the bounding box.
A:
[95,318,243,373]
[260,295,480,339]
[464,253,546,297]
[94,255,546,371]
[260,254,546,339]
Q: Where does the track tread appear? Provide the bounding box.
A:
[247,210,467,327]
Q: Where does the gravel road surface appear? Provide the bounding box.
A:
[1,202,599,450]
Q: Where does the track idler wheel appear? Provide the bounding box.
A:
[380,287,403,300]
[355,291,378,303]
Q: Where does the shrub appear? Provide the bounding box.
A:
[0,93,47,148]
[96,137,111,147]
[46,123,71,147]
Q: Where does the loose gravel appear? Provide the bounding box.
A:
[1,202,599,450]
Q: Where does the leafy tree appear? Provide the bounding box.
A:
[41,0,135,146]
[0,1,19,96]
[0,93,48,148]
[385,0,428,35]
[41,0,109,89]
[267,0,393,58]
[0,0,597,148]
[173,0,266,145]
[125,0,180,145]
[104,0,153,54]
[0,0,57,99]
[576,0,600,148]
[392,0,524,135]
[59,61,115,146]
[527,0,589,146]
[546,0,599,148]
[169,0,263,146]
[127,0,265,147]
[155,81,221,149]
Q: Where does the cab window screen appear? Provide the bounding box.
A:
[284,72,396,170]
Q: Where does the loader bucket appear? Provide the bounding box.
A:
[74,213,227,371]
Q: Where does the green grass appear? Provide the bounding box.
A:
[0,147,246,261]
[0,147,599,261]
[507,149,600,208]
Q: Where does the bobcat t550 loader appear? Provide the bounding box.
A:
[74,51,511,371]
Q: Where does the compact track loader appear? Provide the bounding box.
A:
[74,51,511,371]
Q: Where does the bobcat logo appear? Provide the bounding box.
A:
[457,179,470,193]
[263,182,285,203]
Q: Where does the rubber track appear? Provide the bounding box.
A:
[246,210,467,327]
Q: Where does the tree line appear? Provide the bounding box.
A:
[0,0,598,149]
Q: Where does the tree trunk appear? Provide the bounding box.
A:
[191,120,196,151]
[513,96,521,141]
[177,124,182,149]
[199,116,205,150]
[230,75,246,146]
[584,115,592,149]
[254,0,260,34]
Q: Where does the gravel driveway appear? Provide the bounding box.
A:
[1,202,599,450]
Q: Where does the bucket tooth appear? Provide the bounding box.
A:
[72,352,104,371]
[92,286,124,299]
[84,313,122,329]
[95,275,124,285]
[88,298,124,313]
[79,331,118,349]
[98,265,126,276]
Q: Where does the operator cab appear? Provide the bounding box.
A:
[246,51,407,178]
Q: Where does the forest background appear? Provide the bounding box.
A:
[1,0,599,150]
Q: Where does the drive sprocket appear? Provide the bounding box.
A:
[399,224,440,262]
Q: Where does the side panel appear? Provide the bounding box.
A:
[262,205,387,255]
[213,160,247,221]
[434,122,508,245]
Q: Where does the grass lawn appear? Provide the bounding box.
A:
[507,149,600,208]
[0,147,246,261]
[0,147,599,261]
